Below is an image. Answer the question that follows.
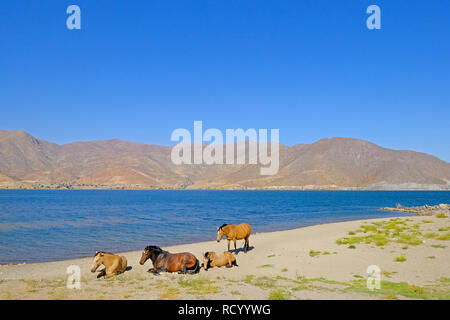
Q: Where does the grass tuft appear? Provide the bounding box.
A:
[269,289,287,300]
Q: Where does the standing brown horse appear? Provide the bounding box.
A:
[217,223,252,253]
[139,245,200,274]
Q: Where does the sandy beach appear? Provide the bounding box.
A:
[1,214,449,300]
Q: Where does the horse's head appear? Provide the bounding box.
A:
[91,251,104,273]
[203,252,212,270]
[139,245,162,265]
[217,224,227,242]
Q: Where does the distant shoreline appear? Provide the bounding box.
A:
[1,187,450,191]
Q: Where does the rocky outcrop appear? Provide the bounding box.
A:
[380,204,450,216]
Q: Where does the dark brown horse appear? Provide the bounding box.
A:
[139,245,200,274]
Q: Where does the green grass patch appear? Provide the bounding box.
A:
[177,278,220,295]
[382,271,397,278]
[431,244,446,249]
[269,289,287,300]
[396,233,423,246]
[345,280,450,300]
[436,213,448,218]
[439,277,450,283]
[253,277,277,289]
[258,264,274,268]
[436,232,450,240]
[395,255,407,262]
[244,275,255,284]
[309,250,321,257]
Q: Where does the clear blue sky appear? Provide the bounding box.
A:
[1,1,449,161]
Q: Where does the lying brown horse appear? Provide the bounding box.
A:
[91,251,128,278]
[139,245,200,274]
[217,223,252,253]
[203,251,238,270]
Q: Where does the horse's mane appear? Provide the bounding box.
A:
[94,251,114,256]
[218,224,228,230]
[145,245,168,255]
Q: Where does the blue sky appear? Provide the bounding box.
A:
[1,1,449,161]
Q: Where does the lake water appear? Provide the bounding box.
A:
[0,190,449,264]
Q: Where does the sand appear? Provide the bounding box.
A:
[1,214,449,300]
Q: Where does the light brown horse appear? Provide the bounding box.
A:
[139,245,200,274]
[91,251,128,278]
[217,223,252,253]
[203,251,238,270]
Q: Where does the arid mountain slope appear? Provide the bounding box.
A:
[0,130,449,190]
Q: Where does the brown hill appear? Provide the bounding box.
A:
[0,130,449,190]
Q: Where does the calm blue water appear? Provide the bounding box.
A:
[0,190,449,264]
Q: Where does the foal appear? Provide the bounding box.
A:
[203,251,238,270]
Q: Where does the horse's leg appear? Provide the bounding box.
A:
[110,259,120,275]
[97,269,106,278]
[245,236,250,252]
[178,261,187,274]
[226,255,232,268]
[233,238,237,252]
[151,268,161,275]
[177,256,187,274]
[227,239,230,252]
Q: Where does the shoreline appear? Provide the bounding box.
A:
[1,213,448,299]
[1,188,450,191]
[0,214,414,266]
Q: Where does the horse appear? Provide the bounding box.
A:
[91,251,128,278]
[203,251,238,270]
[139,245,200,275]
[217,223,252,253]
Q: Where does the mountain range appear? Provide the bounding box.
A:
[1,130,449,190]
